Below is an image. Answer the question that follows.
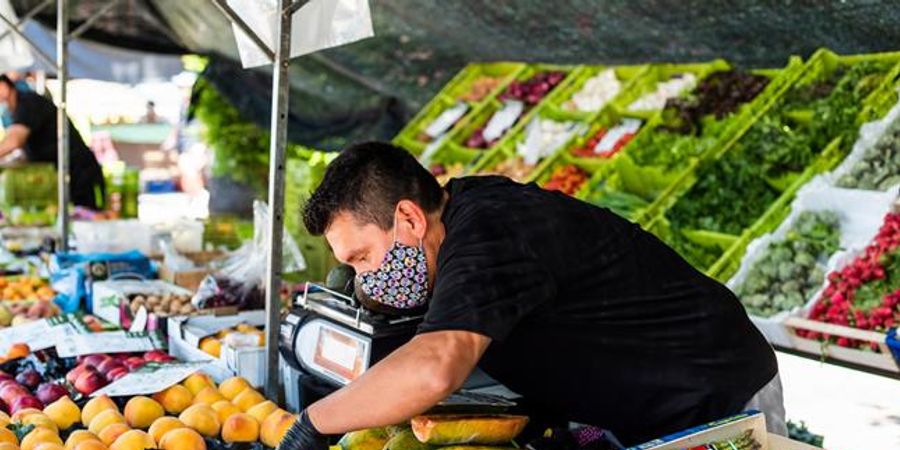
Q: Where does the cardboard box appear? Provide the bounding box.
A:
[629,411,821,450]
[91,280,193,328]
[158,251,224,291]
[167,310,266,386]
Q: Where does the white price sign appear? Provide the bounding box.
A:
[92,362,208,397]
[55,331,164,358]
[0,318,78,353]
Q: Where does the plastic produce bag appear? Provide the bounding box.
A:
[827,89,900,190]
[161,241,196,272]
[192,201,306,310]
[228,0,374,68]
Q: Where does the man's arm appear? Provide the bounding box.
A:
[0,124,29,157]
[306,330,490,434]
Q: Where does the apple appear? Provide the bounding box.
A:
[10,395,43,413]
[96,359,124,376]
[0,372,13,383]
[106,367,128,382]
[74,369,107,395]
[81,354,111,368]
[0,383,28,404]
[66,364,91,385]
[143,350,170,362]
[123,357,145,371]
[15,369,41,389]
[35,383,68,406]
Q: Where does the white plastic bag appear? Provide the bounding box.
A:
[228,0,374,68]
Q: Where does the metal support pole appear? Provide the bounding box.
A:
[0,10,56,68]
[57,0,70,250]
[263,0,293,399]
[0,0,53,42]
[68,0,121,41]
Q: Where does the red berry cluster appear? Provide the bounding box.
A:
[801,212,900,350]
[543,165,589,196]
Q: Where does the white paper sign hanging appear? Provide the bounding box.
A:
[228,0,375,68]
[0,0,35,70]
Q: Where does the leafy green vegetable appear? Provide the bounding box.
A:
[665,229,723,270]
[584,183,649,220]
[667,157,779,235]
[735,211,841,317]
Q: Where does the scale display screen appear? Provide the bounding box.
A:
[296,319,371,385]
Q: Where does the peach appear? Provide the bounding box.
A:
[43,396,81,430]
[88,410,125,435]
[110,430,156,450]
[216,377,249,402]
[64,431,99,450]
[259,410,297,448]
[123,397,164,429]
[158,429,205,450]
[245,401,276,424]
[20,427,63,450]
[209,402,240,425]
[177,405,219,438]
[189,388,223,407]
[152,386,192,415]
[231,389,264,412]
[181,374,214,397]
[221,413,258,443]
[82,396,118,428]
[147,417,185,445]
[97,424,131,448]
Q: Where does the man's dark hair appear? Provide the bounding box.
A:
[0,75,14,89]
[303,141,443,235]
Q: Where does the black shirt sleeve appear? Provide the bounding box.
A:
[11,92,48,132]
[417,201,557,341]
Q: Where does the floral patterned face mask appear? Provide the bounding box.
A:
[355,230,430,310]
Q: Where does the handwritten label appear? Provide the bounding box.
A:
[55,330,164,358]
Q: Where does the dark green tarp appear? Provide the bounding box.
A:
[13,0,900,150]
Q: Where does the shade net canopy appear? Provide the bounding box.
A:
[12,0,900,151]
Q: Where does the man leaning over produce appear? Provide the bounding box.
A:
[282,141,785,449]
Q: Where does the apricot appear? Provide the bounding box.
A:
[158,429,205,450]
[0,442,18,450]
[44,396,81,430]
[189,388,224,407]
[110,430,156,450]
[147,418,185,445]
[64,431,99,450]
[11,409,43,422]
[244,401,276,424]
[209,402,240,425]
[216,377,250,401]
[221,413,258,444]
[82,396,118,428]
[231,389,264,412]
[19,414,58,433]
[178,405,219,438]
[88,410,126,436]
[72,441,108,450]
[123,397,164,429]
[181,374,214,396]
[259,410,297,448]
[20,427,63,450]
[32,444,64,450]
[0,427,17,445]
[152,386,192,415]
[97,424,131,448]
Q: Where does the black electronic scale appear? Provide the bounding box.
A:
[279,282,518,413]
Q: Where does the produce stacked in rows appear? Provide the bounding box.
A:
[837,112,900,190]
[0,278,54,303]
[543,165,589,196]
[479,158,533,182]
[801,212,900,349]
[465,72,566,149]
[627,73,698,112]
[570,119,641,159]
[340,415,527,450]
[65,352,175,396]
[0,372,296,450]
[562,69,621,113]
[734,212,840,317]
[429,163,464,186]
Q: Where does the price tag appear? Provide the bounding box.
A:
[92,362,208,397]
[55,331,164,358]
[0,318,76,353]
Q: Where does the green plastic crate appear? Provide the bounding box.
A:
[542,64,649,121]
[393,62,526,155]
[612,59,731,117]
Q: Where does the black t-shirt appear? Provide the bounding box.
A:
[418,176,777,446]
[12,90,104,207]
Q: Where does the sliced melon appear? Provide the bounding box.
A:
[410,414,528,446]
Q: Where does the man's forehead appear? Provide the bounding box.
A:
[325,212,387,251]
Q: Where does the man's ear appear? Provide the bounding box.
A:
[395,200,428,241]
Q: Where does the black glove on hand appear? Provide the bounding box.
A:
[277,409,329,450]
